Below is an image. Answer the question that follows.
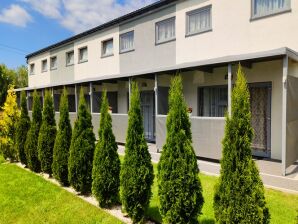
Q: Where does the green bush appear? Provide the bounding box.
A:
[92,90,120,208]
[52,88,72,186]
[25,90,42,172]
[158,75,204,224]
[213,65,270,224]
[120,82,154,223]
[16,91,30,165]
[68,88,95,194]
[38,90,56,175]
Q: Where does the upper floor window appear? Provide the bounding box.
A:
[102,39,114,57]
[66,51,74,66]
[252,0,291,19]
[41,59,47,72]
[50,56,57,70]
[120,31,134,53]
[156,17,175,44]
[79,47,88,63]
[30,63,35,75]
[186,5,212,36]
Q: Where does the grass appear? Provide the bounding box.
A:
[0,162,123,224]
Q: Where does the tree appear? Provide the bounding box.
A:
[120,82,154,223]
[92,90,120,208]
[213,65,270,224]
[0,85,20,162]
[38,90,56,175]
[158,75,204,224]
[68,88,95,194]
[16,91,30,165]
[25,90,42,172]
[52,88,72,186]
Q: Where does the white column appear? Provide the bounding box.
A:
[89,82,93,113]
[228,63,232,116]
[75,84,78,113]
[128,77,131,110]
[154,74,158,116]
[282,56,288,176]
[26,91,29,110]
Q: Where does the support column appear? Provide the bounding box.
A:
[228,63,232,116]
[75,84,78,113]
[154,74,158,116]
[41,89,44,107]
[282,56,288,176]
[26,91,29,111]
[89,82,93,113]
[128,77,132,110]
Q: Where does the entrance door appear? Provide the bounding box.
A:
[140,91,155,142]
[249,83,271,158]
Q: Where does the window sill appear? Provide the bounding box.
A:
[155,38,176,46]
[66,63,74,67]
[50,68,57,71]
[78,60,88,64]
[120,49,135,54]
[250,8,291,22]
[101,54,114,58]
[41,70,47,73]
[186,28,212,38]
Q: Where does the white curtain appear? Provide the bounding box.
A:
[103,40,113,56]
[67,52,74,65]
[157,18,175,43]
[120,32,134,52]
[51,57,57,69]
[188,8,211,35]
[254,0,288,17]
[80,48,88,61]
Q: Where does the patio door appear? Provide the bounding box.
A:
[249,83,271,158]
[140,91,155,142]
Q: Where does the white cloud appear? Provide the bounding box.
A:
[22,0,157,33]
[0,4,32,27]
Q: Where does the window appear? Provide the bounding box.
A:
[120,31,134,53]
[198,86,228,117]
[156,17,175,44]
[79,47,88,63]
[252,0,291,18]
[30,63,35,75]
[102,39,114,57]
[186,6,212,36]
[66,51,74,66]
[41,59,47,72]
[50,56,57,70]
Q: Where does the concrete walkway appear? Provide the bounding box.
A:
[118,144,298,194]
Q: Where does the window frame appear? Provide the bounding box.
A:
[155,16,176,45]
[78,46,88,63]
[66,51,74,67]
[29,63,35,75]
[41,59,48,73]
[101,38,114,58]
[186,5,212,37]
[119,31,135,54]
[50,56,57,70]
[251,0,291,20]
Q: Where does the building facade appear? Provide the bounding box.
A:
[18,0,298,175]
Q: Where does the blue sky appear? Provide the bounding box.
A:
[0,0,156,69]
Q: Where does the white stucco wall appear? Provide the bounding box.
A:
[28,52,51,87]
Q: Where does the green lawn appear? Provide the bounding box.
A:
[0,158,122,224]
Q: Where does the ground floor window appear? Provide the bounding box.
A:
[92,91,118,113]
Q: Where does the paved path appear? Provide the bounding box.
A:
[118,144,298,194]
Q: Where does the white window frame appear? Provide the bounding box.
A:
[102,38,114,58]
[50,56,57,70]
[78,47,88,63]
[155,17,176,45]
[186,5,212,37]
[41,59,47,73]
[30,63,35,75]
[251,0,291,20]
[66,51,74,66]
[119,31,134,54]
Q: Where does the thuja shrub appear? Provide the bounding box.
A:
[158,75,204,224]
[213,65,270,224]
[25,90,42,172]
[68,88,95,194]
[38,90,56,175]
[92,90,120,208]
[16,91,30,165]
[52,88,72,186]
[120,82,154,224]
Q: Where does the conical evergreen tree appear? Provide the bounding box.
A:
[92,90,120,208]
[52,88,72,186]
[25,90,42,172]
[213,65,270,224]
[158,75,204,224]
[68,88,95,194]
[120,82,154,224]
[16,91,30,165]
[38,90,56,175]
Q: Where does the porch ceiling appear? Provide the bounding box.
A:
[16,47,298,91]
